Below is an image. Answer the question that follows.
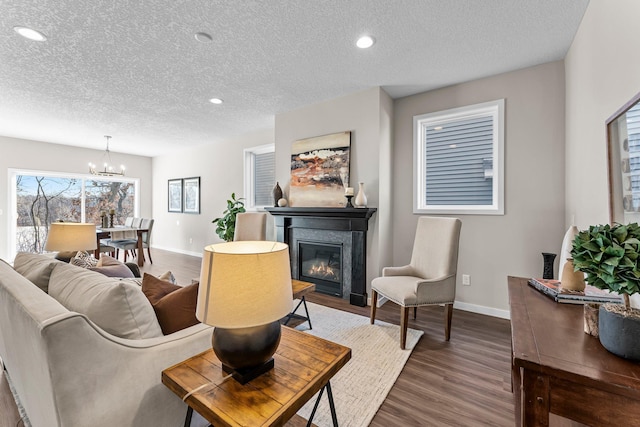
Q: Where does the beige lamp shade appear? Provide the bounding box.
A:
[197,241,293,329]
[44,222,97,252]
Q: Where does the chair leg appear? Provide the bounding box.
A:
[413,306,417,320]
[370,290,378,324]
[444,303,453,341]
[146,247,153,264]
[400,306,409,350]
[123,250,128,262]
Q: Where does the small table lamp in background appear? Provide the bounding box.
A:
[44,222,97,260]
[197,241,293,384]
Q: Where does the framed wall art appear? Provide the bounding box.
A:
[289,131,351,207]
[183,176,201,214]
[168,178,183,213]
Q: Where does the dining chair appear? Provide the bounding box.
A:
[111,218,154,264]
[370,216,462,349]
[233,212,267,241]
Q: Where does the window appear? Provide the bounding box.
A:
[244,144,275,209]
[413,99,504,215]
[10,169,138,257]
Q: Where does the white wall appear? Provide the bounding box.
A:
[393,61,566,316]
[565,0,640,228]
[0,135,152,261]
[151,128,274,256]
[274,87,393,298]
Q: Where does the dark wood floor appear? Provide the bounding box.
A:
[1,248,515,427]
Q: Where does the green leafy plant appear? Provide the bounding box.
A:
[212,193,246,242]
[571,223,640,309]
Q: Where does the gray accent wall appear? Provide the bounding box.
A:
[564,0,640,307]
[393,61,566,315]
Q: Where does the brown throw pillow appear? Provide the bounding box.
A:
[89,254,134,278]
[141,273,200,335]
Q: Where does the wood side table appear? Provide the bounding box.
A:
[285,280,316,329]
[162,326,351,427]
[508,276,640,426]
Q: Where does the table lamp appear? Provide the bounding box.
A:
[44,222,97,260]
[197,241,293,384]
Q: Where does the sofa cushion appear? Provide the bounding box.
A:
[89,254,135,278]
[141,273,200,335]
[49,263,163,339]
[13,252,61,293]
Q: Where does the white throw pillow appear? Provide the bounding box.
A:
[48,262,163,339]
[558,225,579,282]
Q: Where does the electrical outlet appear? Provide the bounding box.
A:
[462,274,470,286]
[189,237,193,244]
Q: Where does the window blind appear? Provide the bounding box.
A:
[425,116,493,205]
[254,151,275,206]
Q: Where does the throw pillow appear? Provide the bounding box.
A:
[88,254,134,278]
[141,273,200,335]
[49,262,163,339]
[69,251,98,269]
[13,252,62,293]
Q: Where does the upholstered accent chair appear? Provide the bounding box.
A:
[233,212,267,241]
[370,216,462,349]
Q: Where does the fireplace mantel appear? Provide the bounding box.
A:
[265,207,376,306]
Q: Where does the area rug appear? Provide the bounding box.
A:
[295,302,423,427]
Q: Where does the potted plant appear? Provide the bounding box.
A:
[212,193,245,242]
[572,222,640,360]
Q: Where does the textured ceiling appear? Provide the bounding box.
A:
[0,0,589,157]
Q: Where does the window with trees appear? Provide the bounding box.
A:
[11,170,138,256]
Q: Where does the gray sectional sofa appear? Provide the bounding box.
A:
[0,253,212,427]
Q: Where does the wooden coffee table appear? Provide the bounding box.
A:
[162,326,351,427]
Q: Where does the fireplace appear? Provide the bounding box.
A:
[299,242,342,297]
[265,207,376,306]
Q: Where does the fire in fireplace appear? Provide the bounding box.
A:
[299,242,342,297]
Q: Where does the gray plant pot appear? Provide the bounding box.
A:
[598,304,640,362]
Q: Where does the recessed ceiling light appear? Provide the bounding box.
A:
[13,26,47,42]
[209,98,223,104]
[195,32,213,43]
[356,35,375,49]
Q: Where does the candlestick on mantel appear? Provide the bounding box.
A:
[345,187,354,196]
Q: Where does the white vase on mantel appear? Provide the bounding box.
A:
[354,182,367,208]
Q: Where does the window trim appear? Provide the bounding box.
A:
[8,168,140,260]
[243,143,275,210]
[413,99,505,215]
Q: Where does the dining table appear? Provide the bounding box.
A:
[95,226,149,267]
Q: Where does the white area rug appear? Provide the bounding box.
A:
[295,302,423,427]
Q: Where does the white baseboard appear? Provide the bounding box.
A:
[453,301,510,319]
[366,296,510,320]
[150,245,203,258]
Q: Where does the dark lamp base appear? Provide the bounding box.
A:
[222,358,275,384]
[212,321,282,384]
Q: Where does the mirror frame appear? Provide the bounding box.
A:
[607,91,640,224]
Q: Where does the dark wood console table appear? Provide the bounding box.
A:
[508,276,640,426]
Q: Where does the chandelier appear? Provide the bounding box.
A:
[89,135,125,176]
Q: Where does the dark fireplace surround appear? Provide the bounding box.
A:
[266,207,376,306]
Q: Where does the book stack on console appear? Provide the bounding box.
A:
[527,278,623,304]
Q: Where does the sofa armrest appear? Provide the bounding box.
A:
[42,315,213,427]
